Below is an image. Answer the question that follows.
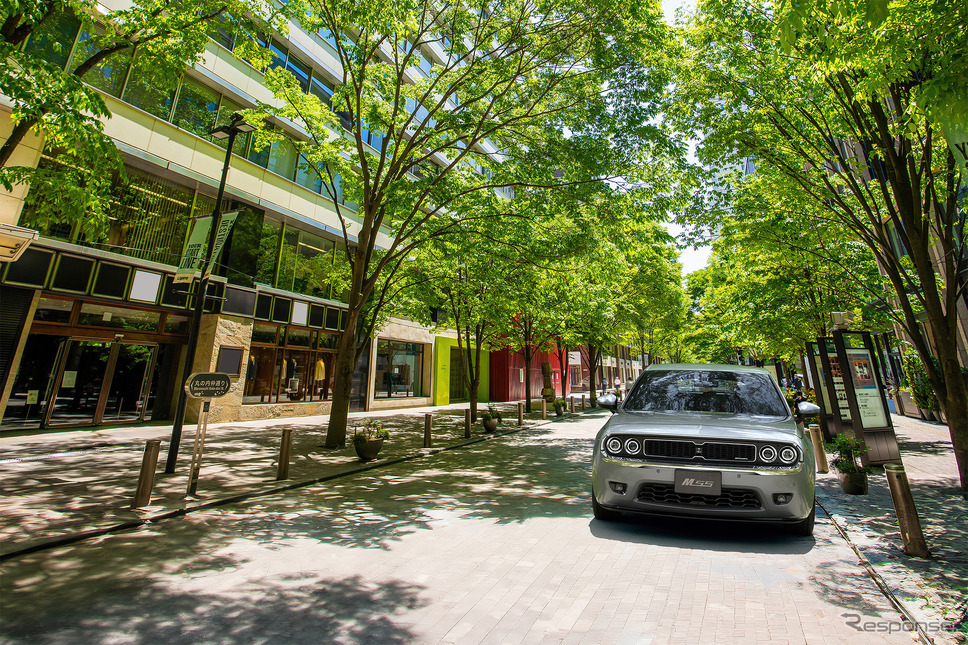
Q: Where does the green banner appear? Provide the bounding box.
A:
[204,211,239,279]
[174,216,213,284]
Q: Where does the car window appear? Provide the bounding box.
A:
[624,370,789,417]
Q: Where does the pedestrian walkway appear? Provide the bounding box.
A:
[1,405,965,641]
[0,401,564,559]
[814,414,967,643]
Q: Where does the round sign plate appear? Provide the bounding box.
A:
[185,372,232,399]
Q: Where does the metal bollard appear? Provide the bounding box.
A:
[569,397,575,413]
[581,394,586,410]
[424,413,433,448]
[518,402,524,426]
[884,464,930,558]
[464,409,471,438]
[276,427,293,480]
[132,439,161,508]
[541,399,547,420]
[807,424,828,473]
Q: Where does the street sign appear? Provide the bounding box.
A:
[184,372,232,399]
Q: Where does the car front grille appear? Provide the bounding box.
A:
[640,440,755,463]
[636,483,762,509]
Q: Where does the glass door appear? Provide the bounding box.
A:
[0,335,67,431]
[47,340,113,426]
[101,344,156,424]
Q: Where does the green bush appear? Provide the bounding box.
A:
[825,433,873,474]
[901,351,938,411]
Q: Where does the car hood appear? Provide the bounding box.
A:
[601,411,798,442]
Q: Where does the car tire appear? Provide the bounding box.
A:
[788,502,815,536]
[592,494,621,522]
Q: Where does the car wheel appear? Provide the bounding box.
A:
[592,494,621,522]
[788,502,815,536]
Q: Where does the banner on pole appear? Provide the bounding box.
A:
[204,211,239,279]
[173,216,213,284]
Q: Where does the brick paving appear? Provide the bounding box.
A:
[0,406,965,644]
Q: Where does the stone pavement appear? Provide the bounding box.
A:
[815,414,967,643]
[1,405,965,643]
[0,401,557,558]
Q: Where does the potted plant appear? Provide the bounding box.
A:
[481,405,502,433]
[552,398,566,416]
[826,432,872,495]
[352,418,390,461]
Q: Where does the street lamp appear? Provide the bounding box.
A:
[165,113,255,473]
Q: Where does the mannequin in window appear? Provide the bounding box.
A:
[314,357,325,397]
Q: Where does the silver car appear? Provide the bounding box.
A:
[592,364,816,535]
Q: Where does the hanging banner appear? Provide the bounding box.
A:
[204,211,239,278]
[174,216,213,284]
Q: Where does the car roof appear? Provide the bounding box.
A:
[643,363,775,376]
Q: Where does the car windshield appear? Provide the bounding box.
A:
[624,369,789,417]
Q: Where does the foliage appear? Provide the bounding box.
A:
[0,0,281,225]
[826,433,872,475]
[351,418,389,444]
[902,350,939,412]
[481,405,502,423]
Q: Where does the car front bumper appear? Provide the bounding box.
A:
[592,455,815,522]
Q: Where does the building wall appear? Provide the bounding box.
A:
[488,348,569,402]
[433,336,490,406]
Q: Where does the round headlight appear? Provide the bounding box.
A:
[779,446,798,463]
[606,437,622,453]
[624,438,641,455]
[759,445,778,462]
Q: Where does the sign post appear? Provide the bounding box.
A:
[184,373,232,496]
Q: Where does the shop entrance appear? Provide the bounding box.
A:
[2,336,168,430]
[449,347,468,401]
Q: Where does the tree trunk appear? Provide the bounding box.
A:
[325,326,357,447]
[937,348,968,491]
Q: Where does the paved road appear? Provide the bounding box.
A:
[1,413,914,644]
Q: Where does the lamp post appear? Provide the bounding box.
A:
[165,113,255,473]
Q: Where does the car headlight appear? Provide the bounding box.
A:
[779,446,798,464]
[759,445,778,463]
[606,437,622,454]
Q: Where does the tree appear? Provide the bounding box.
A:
[674,0,968,488]
[248,0,673,446]
[0,0,279,214]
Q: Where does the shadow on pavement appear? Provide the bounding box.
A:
[586,512,816,555]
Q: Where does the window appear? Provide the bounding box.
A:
[172,77,220,139]
[23,11,80,70]
[70,31,131,97]
[243,324,337,404]
[624,370,789,417]
[374,341,424,398]
[122,60,176,120]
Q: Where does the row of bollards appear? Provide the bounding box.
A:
[806,424,929,558]
[133,397,597,508]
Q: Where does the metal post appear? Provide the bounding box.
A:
[276,427,293,480]
[424,413,433,448]
[186,400,212,496]
[517,402,524,426]
[541,399,547,420]
[807,424,828,473]
[132,439,161,508]
[884,464,930,558]
[166,125,239,474]
[464,409,471,438]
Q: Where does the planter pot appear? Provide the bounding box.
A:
[554,407,564,417]
[354,438,384,461]
[482,418,499,433]
[899,390,918,418]
[837,471,869,495]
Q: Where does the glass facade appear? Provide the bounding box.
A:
[242,323,339,404]
[374,340,424,398]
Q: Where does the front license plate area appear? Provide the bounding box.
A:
[674,469,722,496]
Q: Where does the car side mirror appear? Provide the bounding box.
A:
[598,393,618,412]
[797,401,821,418]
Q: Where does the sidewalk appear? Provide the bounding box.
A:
[0,401,561,559]
[814,413,967,642]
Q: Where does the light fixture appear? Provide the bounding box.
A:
[0,222,39,263]
[210,113,256,140]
